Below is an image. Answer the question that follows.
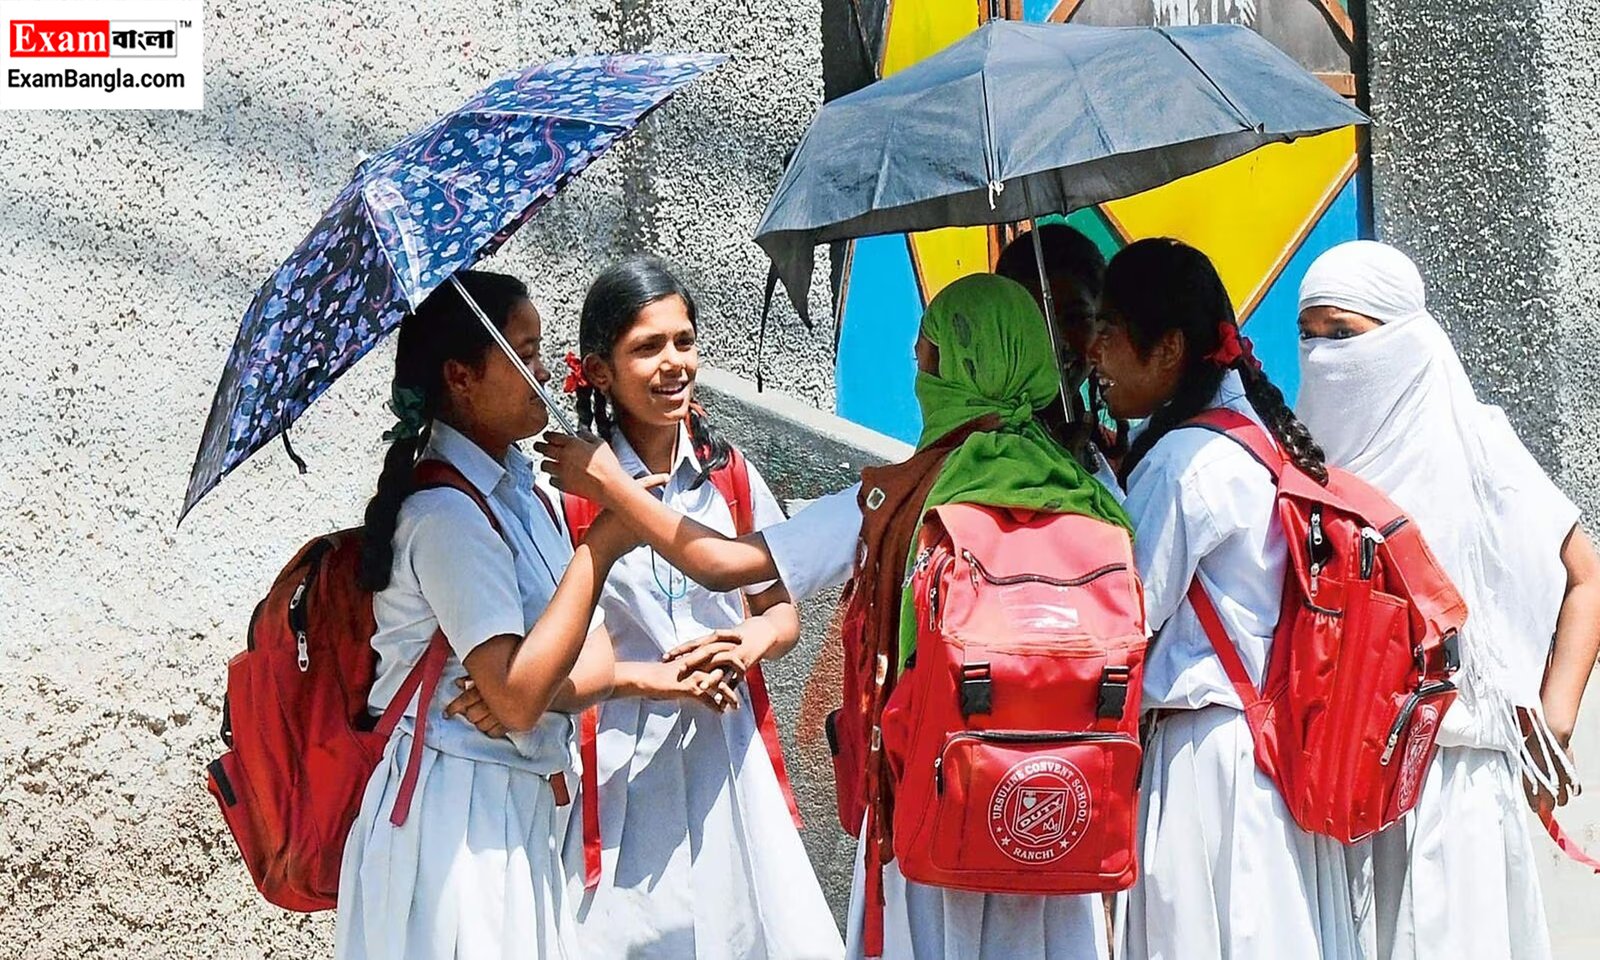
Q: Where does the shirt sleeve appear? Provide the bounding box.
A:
[400,488,527,662]
[762,482,864,602]
[1124,439,1228,633]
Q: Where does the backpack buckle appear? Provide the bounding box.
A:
[1098,665,1132,719]
[1438,631,1461,674]
[960,662,992,717]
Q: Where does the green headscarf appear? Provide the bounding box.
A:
[899,273,1132,663]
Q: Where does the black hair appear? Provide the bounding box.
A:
[575,255,731,486]
[359,270,530,591]
[1104,238,1327,486]
[994,222,1107,307]
[995,223,1120,466]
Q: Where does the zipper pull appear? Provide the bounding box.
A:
[1310,562,1321,598]
[1360,527,1383,580]
[934,755,945,795]
[290,580,311,672]
[1381,690,1424,765]
[962,549,980,590]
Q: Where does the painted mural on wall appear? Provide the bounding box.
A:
[825,0,1366,443]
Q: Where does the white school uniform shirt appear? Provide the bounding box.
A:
[1122,368,1287,711]
[570,423,842,959]
[367,420,576,770]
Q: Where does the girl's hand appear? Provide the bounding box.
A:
[444,677,509,739]
[1520,707,1580,812]
[536,432,663,506]
[620,661,740,713]
[664,619,782,689]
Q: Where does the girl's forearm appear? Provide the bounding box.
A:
[465,540,621,730]
[548,626,616,712]
[1543,527,1600,742]
[602,475,779,591]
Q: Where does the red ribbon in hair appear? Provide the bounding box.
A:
[562,352,590,394]
[1204,322,1261,372]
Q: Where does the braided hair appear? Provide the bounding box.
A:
[575,256,731,486]
[358,270,530,591]
[1105,238,1327,485]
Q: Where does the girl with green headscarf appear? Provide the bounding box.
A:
[538,273,1127,960]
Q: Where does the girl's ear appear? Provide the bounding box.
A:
[582,353,612,393]
[441,357,477,408]
[1154,329,1187,375]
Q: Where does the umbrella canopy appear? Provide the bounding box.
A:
[183,52,724,519]
[755,20,1367,318]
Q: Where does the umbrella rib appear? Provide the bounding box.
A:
[355,181,421,315]
[1157,28,1257,133]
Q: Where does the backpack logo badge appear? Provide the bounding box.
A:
[990,756,1092,863]
[1397,702,1440,812]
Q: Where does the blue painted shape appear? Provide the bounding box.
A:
[1022,0,1064,22]
[837,234,925,443]
[1242,172,1364,405]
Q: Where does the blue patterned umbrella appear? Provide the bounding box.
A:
[183,52,725,519]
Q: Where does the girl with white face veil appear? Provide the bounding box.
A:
[1295,240,1600,960]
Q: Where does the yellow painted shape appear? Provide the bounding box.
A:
[881,3,979,77]
[1101,127,1361,317]
[909,226,991,303]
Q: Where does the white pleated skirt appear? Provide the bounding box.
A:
[566,696,843,960]
[334,730,580,960]
[1124,705,1362,960]
[1356,744,1551,960]
[841,825,1110,959]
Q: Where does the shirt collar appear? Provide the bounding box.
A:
[609,421,701,483]
[423,421,529,498]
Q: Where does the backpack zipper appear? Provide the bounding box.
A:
[959,550,1127,589]
[1380,517,1410,539]
[290,578,311,672]
[934,729,1132,794]
[1379,680,1456,765]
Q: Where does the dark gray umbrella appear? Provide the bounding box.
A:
[755,19,1369,321]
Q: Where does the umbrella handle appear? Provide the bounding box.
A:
[1028,218,1078,430]
[449,275,581,436]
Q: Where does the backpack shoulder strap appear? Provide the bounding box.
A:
[1181,408,1284,481]
[378,458,506,828]
[704,445,803,826]
[1185,578,1269,740]
[708,445,755,536]
[412,459,505,537]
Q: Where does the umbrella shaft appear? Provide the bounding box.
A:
[449,275,580,435]
[1029,220,1076,428]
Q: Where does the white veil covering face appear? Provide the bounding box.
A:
[1295,241,1579,797]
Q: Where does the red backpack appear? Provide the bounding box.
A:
[881,503,1149,892]
[559,444,802,891]
[205,461,509,911]
[1182,408,1467,842]
[838,491,1148,958]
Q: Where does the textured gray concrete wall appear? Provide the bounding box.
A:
[1368,2,1600,954]
[0,2,830,956]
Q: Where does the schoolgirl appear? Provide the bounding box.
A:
[335,270,625,960]
[540,273,1129,960]
[555,256,840,959]
[1296,240,1600,960]
[1087,238,1362,959]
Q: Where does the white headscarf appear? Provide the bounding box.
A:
[1296,241,1579,792]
